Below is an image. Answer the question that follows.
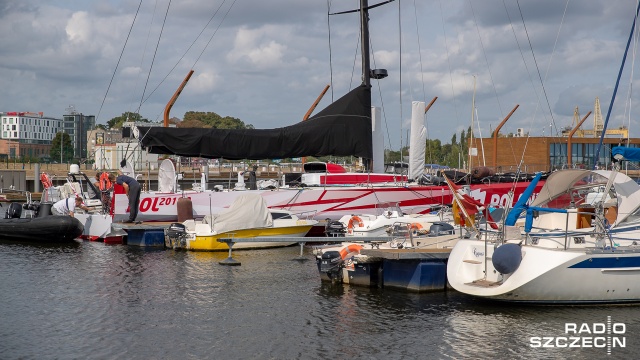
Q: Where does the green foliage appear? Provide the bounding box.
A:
[385,128,479,169]
[182,111,254,129]
[50,132,74,163]
[106,112,149,129]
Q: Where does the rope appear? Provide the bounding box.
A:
[469,1,504,118]
[438,0,462,157]
[134,0,172,115]
[140,0,236,109]
[94,0,143,124]
[516,0,557,134]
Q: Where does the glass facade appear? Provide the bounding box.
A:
[549,142,637,170]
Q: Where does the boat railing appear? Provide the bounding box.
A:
[522,207,611,250]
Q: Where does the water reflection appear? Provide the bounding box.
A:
[1,243,640,359]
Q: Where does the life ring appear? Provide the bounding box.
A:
[99,172,113,191]
[339,244,363,259]
[40,173,53,189]
[409,222,428,236]
[347,216,364,234]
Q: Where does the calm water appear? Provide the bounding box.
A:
[1,240,639,360]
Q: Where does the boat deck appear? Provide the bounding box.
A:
[466,279,502,288]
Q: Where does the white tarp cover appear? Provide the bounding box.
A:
[408,101,426,181]
[210,193,273,234]
[372,106,384,174]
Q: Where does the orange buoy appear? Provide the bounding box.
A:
[347,215,364,234]
[339,244,363,259]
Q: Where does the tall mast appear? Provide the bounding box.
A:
[360,0,371,87]
[469,75,476,173]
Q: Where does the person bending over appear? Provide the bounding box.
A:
[52,196,89,217]
[116,171,141,223]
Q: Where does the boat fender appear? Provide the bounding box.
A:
[177,197,194,223]
[339,244,363,259]
[492,243,522,274]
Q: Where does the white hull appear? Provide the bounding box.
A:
[447,239,640,303]
[112,181,533,223]
[75,213,114,240]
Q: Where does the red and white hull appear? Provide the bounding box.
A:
[112,182,543,223]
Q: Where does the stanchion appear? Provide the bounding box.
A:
[219,239,241,266]
[292,241,308,262]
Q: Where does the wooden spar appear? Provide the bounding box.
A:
[303,85,330,120]
[163,70,194,127]
[302,85,331,165]
[567,111,592,166]
[492,104,519,169]
[424,96,438,114]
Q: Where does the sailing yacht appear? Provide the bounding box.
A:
[107,0,543,224]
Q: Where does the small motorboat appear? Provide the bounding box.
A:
[167,193,317,251]
[337,202,454,238]
[0,201,84,243]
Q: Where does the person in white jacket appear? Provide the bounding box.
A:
[52,196,89,217]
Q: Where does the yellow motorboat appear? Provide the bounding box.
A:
[181,193,317,251]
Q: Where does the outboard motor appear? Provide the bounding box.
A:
[428,222,455,237]
[317,250,344,282]
[165,222,187,249]
[5,202,22,219]
[324,220,346,237]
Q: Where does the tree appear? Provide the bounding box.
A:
[425,139,443,165]
[50,132,74,163]
[106,112,150,129]
[177,119,207,128]
[182,111,254,129]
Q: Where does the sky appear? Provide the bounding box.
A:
[1,0,639,151]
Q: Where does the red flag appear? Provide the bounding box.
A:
[443,175,498,229]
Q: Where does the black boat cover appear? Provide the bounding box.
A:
[139,85,372,160]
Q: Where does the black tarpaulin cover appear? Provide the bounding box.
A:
[139,85,372,160]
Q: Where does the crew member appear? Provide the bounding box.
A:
[116,171,141,223]
[51,196,89,217]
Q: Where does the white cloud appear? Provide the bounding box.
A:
[227,26,287,69]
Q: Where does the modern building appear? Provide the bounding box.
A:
[0,111,63,159]
[63,106,95,160]
[467,99,639,173]
[468,136,639,174]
